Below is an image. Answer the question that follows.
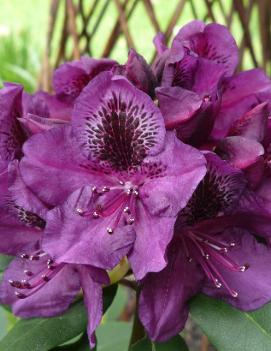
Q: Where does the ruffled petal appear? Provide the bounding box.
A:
[72,71,165,170]
[114,49,157,98]
[0,258,80,317]
[139,243,203,341]
[140,132,206,217]
[21,126,104,206]
[0,84,25,161]
[203,230,271,310]
[173,21,238,76]
[43,187,136,270]
[129,202,175,280]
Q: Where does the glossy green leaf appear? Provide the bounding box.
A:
[0,285,117,350]
[96,321,132,351]
[131,335,189,350]
[190,294,271,351]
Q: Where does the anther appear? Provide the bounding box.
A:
[205,254,210,260]
[15,291,27,299]
[42,275,50,282]
[133,190,139,197]
[102,186,110,193]
[215,279,222,288]
[221,247,228,253]
[9,280,21,288]
[24,270,33,276]
[188,257,193,263]
[119,180,124,185]
[230,242,236,247]
[127,217,135,225]
[240,264,249,272]
[29,255,39,261]
[123,207,131,214]
[92,211,100,218]
[107,227,114,234]
[20,253,29,259]
[92,186,97,193]
[232,291,238,298]
[76,208,84,215]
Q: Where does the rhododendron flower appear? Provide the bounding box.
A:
[139,153,271,341]
[20,72,206,280]
[0,162,133,348]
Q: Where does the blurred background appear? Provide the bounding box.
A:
[0,0,270,350]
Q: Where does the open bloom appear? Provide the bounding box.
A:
[20,71,206,280]
[139,153,271,341]
[0,161,133,348]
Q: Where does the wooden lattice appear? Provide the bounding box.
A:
[40,0,271,91]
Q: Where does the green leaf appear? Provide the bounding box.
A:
[52,333,92,351]
[190,294,271,351]
[0,300,87,351]
[96,321,132,351]
[0,254,13,273]
[0,284,117,351]
[131,335,189,351]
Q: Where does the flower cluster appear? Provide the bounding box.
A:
[1,20,271,347]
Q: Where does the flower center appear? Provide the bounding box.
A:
[75,180,140,234]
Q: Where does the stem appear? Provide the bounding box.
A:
[128,290,145,349]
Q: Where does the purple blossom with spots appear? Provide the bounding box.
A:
[20,71,206,280]
[139,153,271,341]
[1,19,271,350]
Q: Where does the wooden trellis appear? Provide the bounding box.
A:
[40,0,271,90]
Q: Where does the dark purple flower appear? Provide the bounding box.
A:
[113,48,157,98]
[53,56,117,102]
[20,72,206,280]
[0,161,129,348]
[212,69,271,140]
[0,84,25,161]
[139,153,271,341]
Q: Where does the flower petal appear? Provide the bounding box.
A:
[79,266,109,348]
[43,187,136,270]
[140,132,206,217]
[203,230,271,310]
[212,69,271,139]
[173,21,238,76]
[21,126,103,206]
[139,242,203,341]
[129,202,175,280]
[72,71,165,170]
[0,84,25,161]
[0,258,80,317]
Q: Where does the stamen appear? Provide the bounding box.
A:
[76,208,84,214]
[92,211,100,218]
[15,291,27,299]
[127,217,135,225]
[123,206,130,214]
[107,227,114,234]
[24,270,33,276]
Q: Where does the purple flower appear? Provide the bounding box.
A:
[53,56,117,102]
[139,153,271,341]
[0,161,130,348]
[112,48,157,98]
[0,84,25,161]
[20,72,206,280]
[152,20,238,146]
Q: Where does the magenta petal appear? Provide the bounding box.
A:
[43,187,136,269]
[203,230,271,310]
[72,71,165,168]
[156,86,202,129]
[114,49,157,97]
[139,243,203,341]
[141,132,206,217]
[129,202,175,280]
[216,136,264,169]
[19,114,68,134]
[79,266,108,348]
[21,126,101,206]
[228,102,269,142]
[212,69,271,139]
[0,84,25,161]
[173,21,238,76]
[0,209,41,255]
[0,258,80,317]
